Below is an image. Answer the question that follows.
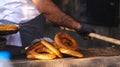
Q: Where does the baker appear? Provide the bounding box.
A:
[0,0,94,56]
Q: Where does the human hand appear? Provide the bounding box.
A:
[76,23,96,39]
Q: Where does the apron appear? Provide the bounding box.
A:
[0,14,46,48]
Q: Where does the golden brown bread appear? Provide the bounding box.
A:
[26,32,84,60]
[54,32,79,50]
[41,39,63,58]
[0,24,19,30]
[26,40,57,60]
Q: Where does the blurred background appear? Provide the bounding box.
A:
[52,0,119,26]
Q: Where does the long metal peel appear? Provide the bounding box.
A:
[89,33,120,45]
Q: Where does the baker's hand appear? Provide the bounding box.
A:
[76,23,96,39]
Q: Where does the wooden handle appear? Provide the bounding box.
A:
[88,33,120,45]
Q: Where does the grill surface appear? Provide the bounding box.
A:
[13,56,120,67]
[79,46,120,57]
[12,23,120,67]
